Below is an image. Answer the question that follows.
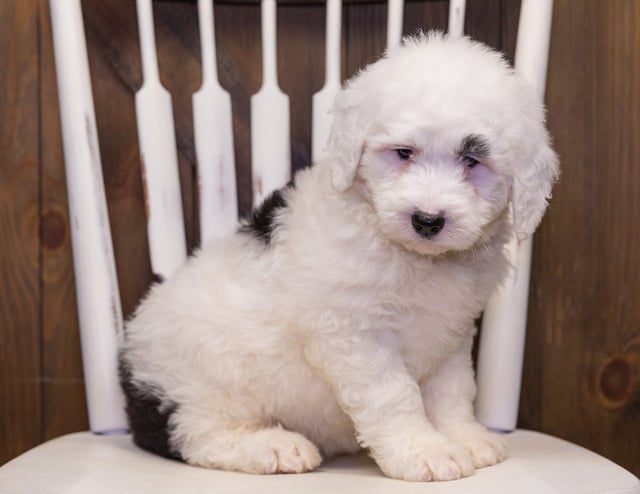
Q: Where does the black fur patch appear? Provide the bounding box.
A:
[118,356,182,461]
[240,181,293,244]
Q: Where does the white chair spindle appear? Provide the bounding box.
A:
[448,0,466,39]
[312,0,342,163]
[135,0,187,280]
[193,0,238,243]
[513,0,554,102]
[49,0,127,434]
[386,0,404,49]
[475,0,554,432]
[251,0,291,206]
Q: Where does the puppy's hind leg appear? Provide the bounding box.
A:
[172,412,322,474]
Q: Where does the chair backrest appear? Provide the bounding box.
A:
[49,0,553,436]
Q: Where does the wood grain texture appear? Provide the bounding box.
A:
[0,0,43,464]
[522,0,640,475]
[1,0,638,477]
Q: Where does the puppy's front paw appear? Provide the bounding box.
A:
[250,427,323,474]
[443,423,507,469]
[185,426,322,474]
[374,434,475,482]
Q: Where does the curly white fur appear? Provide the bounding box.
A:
[121,32,559,482]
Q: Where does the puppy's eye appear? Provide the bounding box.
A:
[462,155,480,168]
[395,148,414,160]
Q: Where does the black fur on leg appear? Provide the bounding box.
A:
[118,356,183,461]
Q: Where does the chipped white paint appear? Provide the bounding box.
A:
[447,0,466,39]
[135,0,187,280]
[386,0,404,50]
[193,0,238,243]
[475,0,554,433]
[251,0,291,206]
[49,0,127,434]
[312,0,342,162]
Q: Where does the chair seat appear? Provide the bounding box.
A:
[1,429,638,493]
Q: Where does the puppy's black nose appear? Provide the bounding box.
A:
[411,211,445,238]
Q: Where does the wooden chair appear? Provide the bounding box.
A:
[1,0,638,492]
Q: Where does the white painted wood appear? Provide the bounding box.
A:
[448,0,466,39]
[193,0,238,243]
[49,0,127,434]
[386,0,404,49]
[3,430,639,494]
[251,0,291,206]
[512,0,554,102]
[476,238,533,432]
[135,0,187,280]
[312,0,342,162]
[475,0,554,433]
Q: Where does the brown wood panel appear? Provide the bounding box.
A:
[523,0,640,475]
[343,2,387,77]
[0,0,43,464]
[404,0,449,37]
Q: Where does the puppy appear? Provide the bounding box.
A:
[119,32,559,482]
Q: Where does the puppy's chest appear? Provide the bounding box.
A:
[375,255,486,316]
[367,286,474,380]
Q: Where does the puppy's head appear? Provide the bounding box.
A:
[326,32,559,255]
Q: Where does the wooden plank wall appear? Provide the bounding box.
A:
[524,0,640,472]
[0,0,42,464]
[0,0,638,477]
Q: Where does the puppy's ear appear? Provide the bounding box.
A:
[325,88,368,192]
[511,137,559,239]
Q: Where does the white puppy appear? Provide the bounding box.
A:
[120,32,559,482]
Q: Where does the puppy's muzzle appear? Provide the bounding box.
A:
[411,211,445,238]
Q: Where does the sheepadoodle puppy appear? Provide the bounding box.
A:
[120,32,559,482]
